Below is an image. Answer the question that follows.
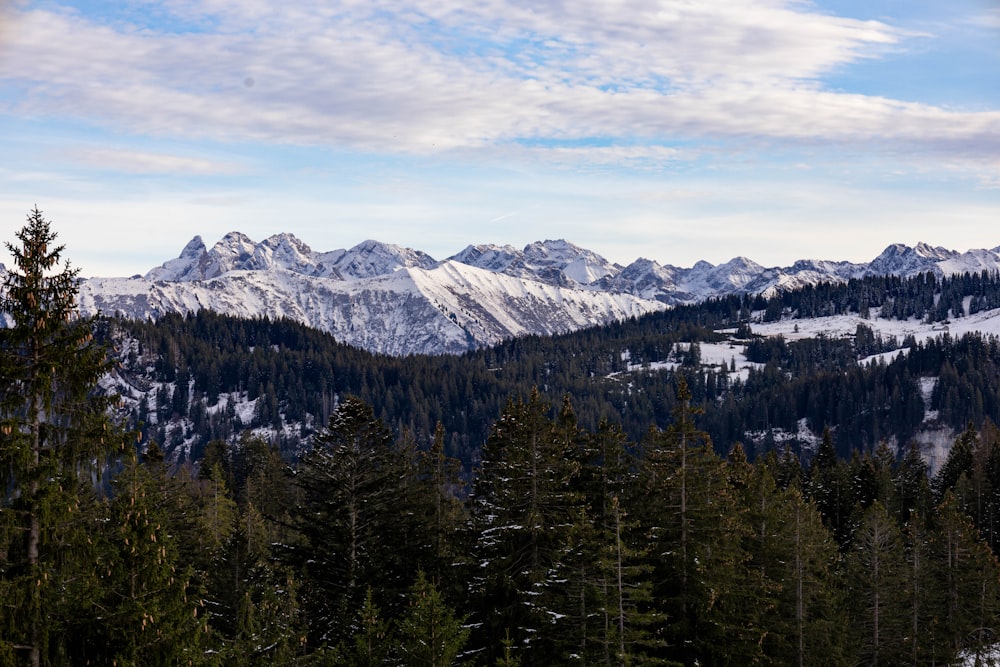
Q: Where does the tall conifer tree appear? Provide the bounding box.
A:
[0,208,124,665]
[284,396,425,649]
[469,388,583,663]
[640,377,763,664]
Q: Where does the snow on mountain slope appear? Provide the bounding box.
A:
[409,260,657,345]
[80,260,665,356]
[747,303,1000,354]
[676,256,767,296]
[449,239,621,287]
[82,270,471,355]
[866,242,957,277]
[598,242,1000,305]
[598,258,681,300]
[70,232,1000,356]
[144,233,435,282]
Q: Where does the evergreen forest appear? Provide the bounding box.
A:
[6,209,1000,665]
[112,265,1000,471]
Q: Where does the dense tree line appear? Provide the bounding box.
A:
[110,273,1000,469]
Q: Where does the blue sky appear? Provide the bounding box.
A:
[0,0,998,277]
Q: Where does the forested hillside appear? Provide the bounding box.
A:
[108,267,1000,469]
[8,211,1000,664]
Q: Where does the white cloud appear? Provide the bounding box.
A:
[0,0,996,177]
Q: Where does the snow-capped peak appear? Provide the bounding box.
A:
[867,242,958,277]
[450,238,620,287]
[89,235,1000,357]
[331,239,437,280]
[144,233,437,282]
[449,244,522,273]
[145,235,210,281]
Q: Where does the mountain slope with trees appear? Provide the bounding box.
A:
[102,267,1000,474]
[7,210,1000,664]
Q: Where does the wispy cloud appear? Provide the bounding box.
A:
[60,146,248,175]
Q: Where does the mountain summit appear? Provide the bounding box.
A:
[75,234,1000,355]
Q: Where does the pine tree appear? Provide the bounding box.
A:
[640,377,762,664]
[933,422,977,504]
[92,454,207,665]
[931,492,1000,662]
[733,457,847,665]
[0,208,124,666]
[341,587,390,667]
[581,419,662,664]
[846,501,908,665]
[284,396,416,649]
[209,503,305,665]
[900,514,948,665]
[469,388,582,663]
[396,570,470,667]
[415,422,468,600]
[806,427,855,545]
[893,441,933,526]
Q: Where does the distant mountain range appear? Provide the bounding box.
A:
[67,233,1000,355]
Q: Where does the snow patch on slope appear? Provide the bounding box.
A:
[81,261,665,356]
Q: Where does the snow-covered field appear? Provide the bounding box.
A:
[751,305,1000,345]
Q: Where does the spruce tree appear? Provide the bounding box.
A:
[846,501,908,665]
[209,504,305,665]
[93,454,207,665]
[933,422,977,504]
[640,377,762,664]
[893,441,933,526]
[733,455,847,665]
[582,418,662,664]
[469,388,582,663]
[284,396,415,649]
[341,587,390,667]
[931,492,1000,662]
[415,422,468,600]
[0,208,124,666]
[806,427,856,545]
[396,570,470,666]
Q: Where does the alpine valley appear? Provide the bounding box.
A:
[74,232,1000,356]
[39,231,1000,476]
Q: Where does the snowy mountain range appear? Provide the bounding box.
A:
[69,232,1000,355]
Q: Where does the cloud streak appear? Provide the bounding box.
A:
[59,147,248,175]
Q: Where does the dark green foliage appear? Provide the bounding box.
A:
[805,428,856,545]
[395,571,470,666]
[0,208,128,666]
[90,454,207,665]
[279,396,465,653]
[339,588,391,667]
[282,396,401,647]
[579,419,663,664]
[106,266,1000,470]
[469,388,584,663]
[640,379,768,665]
[845,502,908,665]
[933,421,977,504]
[733,459,847,665]
[931,493,1000,660]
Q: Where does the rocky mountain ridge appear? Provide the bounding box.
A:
[64,233,1000,355]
